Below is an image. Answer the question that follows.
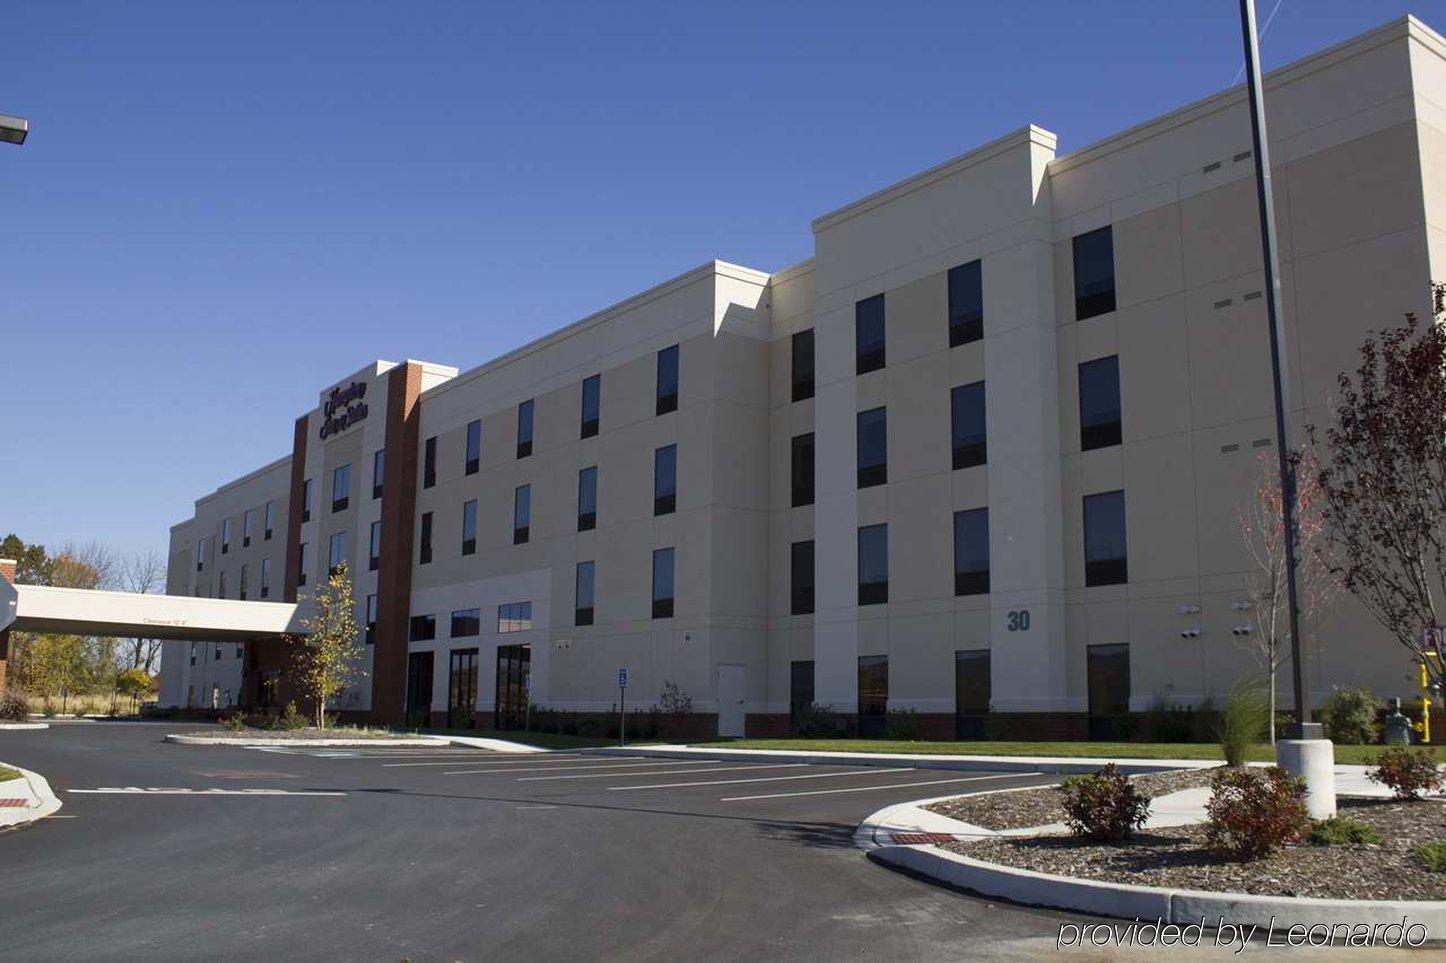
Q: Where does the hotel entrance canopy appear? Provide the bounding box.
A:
[0,581,306,642]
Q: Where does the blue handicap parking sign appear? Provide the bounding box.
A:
[617,667,628,689]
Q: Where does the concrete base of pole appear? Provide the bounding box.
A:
[1277,739,1337,819]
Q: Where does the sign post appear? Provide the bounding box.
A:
[617,667,628,747]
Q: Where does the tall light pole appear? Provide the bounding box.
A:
[0,114,27,145]
[1238,0,1334,815]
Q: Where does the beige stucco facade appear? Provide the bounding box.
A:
[161,16,1446,736]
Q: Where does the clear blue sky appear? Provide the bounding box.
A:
[3,1,1441,561]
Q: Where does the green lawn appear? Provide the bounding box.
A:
[0,765,21,783]
[688,739,1446,766]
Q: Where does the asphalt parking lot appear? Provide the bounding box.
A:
[0,723,1097,962]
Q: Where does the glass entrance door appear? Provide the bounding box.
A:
[495,644,531,730]
[857,655,888,738]
[954,649,990,740]
[1087,643,1130,740]
[447,648,478,728]
[405,651,434,727]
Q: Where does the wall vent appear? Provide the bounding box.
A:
[1202,161,1222,173]
[1252,437,1272,448]
[1233,150,1253,163]
[1220,443,1240,453]
[1213,298,1234,309]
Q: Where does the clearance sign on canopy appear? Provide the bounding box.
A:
[320,381,369,440]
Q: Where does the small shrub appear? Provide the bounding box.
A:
[1059,764,1151,841]
[884,708,920,740]
[278,702,307,731]
[1142,694,1195,743]
[1415,841,1446,873]
[0,689,29,722]
[450,707,474,730]
[792,702,839,738]
[1319,686,1380,744]
[1368,747,1444,800]
[1204,766,1309,859]
[1216,682,1268,767]
[221,712,248,733]
[1307,817,1382,846]
[41,702,57,718]
[658,681,693,717]
[404,709,428,729]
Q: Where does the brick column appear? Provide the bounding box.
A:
[372,362,423,725]
[0,558,16,694]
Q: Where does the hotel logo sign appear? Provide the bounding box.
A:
[320,381,369,440]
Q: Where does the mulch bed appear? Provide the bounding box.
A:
[925,766,1219,831]
[942,797,1446,901]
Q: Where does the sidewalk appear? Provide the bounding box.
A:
[0,763,62,831]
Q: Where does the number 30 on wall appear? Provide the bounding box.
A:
[1006,609,1031,632]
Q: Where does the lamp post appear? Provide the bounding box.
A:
[1237,0,1335,817]
[0,114,28,145]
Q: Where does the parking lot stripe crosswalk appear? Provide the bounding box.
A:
[719,772,1039,802]
[606,767,912,792]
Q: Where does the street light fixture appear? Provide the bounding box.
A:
[0,114,28,145]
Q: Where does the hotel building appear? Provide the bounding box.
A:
[162,16,1446,738]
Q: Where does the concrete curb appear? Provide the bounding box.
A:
[0,763,62,831]
[440,735,546,753]
[586,744,1195,775]
[165,734,452,747]
[0,722,49,730]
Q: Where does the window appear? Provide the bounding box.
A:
[497,601,533,633]
[448,648,479,727]
[575,560,595,626]
[954,649,991,739]
[239,564,248,600]
[580,374,600,438]
[332,463,350,513]
[951,381,987,470]
[409,614,436,641]
[656,344,679,415]
[1083,490,1128,586]
[855,293,885,374]
[791,540,814,616]
[948,259,984,347]
[221,518,232,555]
[423,436,437,488]
[419,511,433,565]
[365,594,377,644]
[369,520,382,571]
[218,570,227,598]
[461,499,477,555]
[516,400,534,458]
[301,479,312,523]
[654,444,677,515]
[298,542,308,586]
[510,485,531,544]
[264,501,274,540]
[1073,225,1116,320]
[451,607,481,637]
[328,531,348,573]
[260,557,271,599]
[856,407,887,488]
[791,433,814,507]
[791,329,815,402]
[196,537,207,572]
[243,509,254,548]
[372,450,385,499]
[464,419,481,475]
[953,508,990,596]
[652,547,675,618]
[577,466,598,531]
[1079,355,1122,450]
[857,524,888,605]
[858,655,889,738]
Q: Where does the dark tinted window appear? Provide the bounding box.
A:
[855,294,885,374]
[365,593,376,644]
[1079,355,1122,450]
[577,466,598,531]
[791,540,814,615]
[369,520,381,571]
[301,478,312,522]
[419,511,433,565]
[953,508,990,596]
[791,433,815,507]
[581,374,601,438]
[513,485,531,544]
[1083,490,1128,586]
[791,329,815,402]
[516,400,534,458]
[461,499,477,556]
[948,260,983,347]
[858,524,888,605]
[652,547,675,618]
[575,561,595,626]
[409,614,436,641]
[656,345,679,415]
[372,450,385,499]
[1073,225,1116,320]
[856,407,887,488]
[465,420,481,474]
[653,444,677,516]
[858,655,888,738]
[331,464,350,513]
[951,381,987,470]
[790,661,815,732]
[423,437,437,489]
[451,608,481,637]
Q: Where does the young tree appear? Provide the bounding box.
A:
[285,562,364,729]
[1237,448,1337,743]
[1311,286,1446,694]
[115,667,153,712]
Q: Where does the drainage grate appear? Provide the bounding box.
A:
[890,832,960,845]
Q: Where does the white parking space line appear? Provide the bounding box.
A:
[720,771,1040,802]
[518,763,808,782]
[443,759,724,776]
[382,755,587,768]
[69,787,347,796]
[606,767,911,792]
